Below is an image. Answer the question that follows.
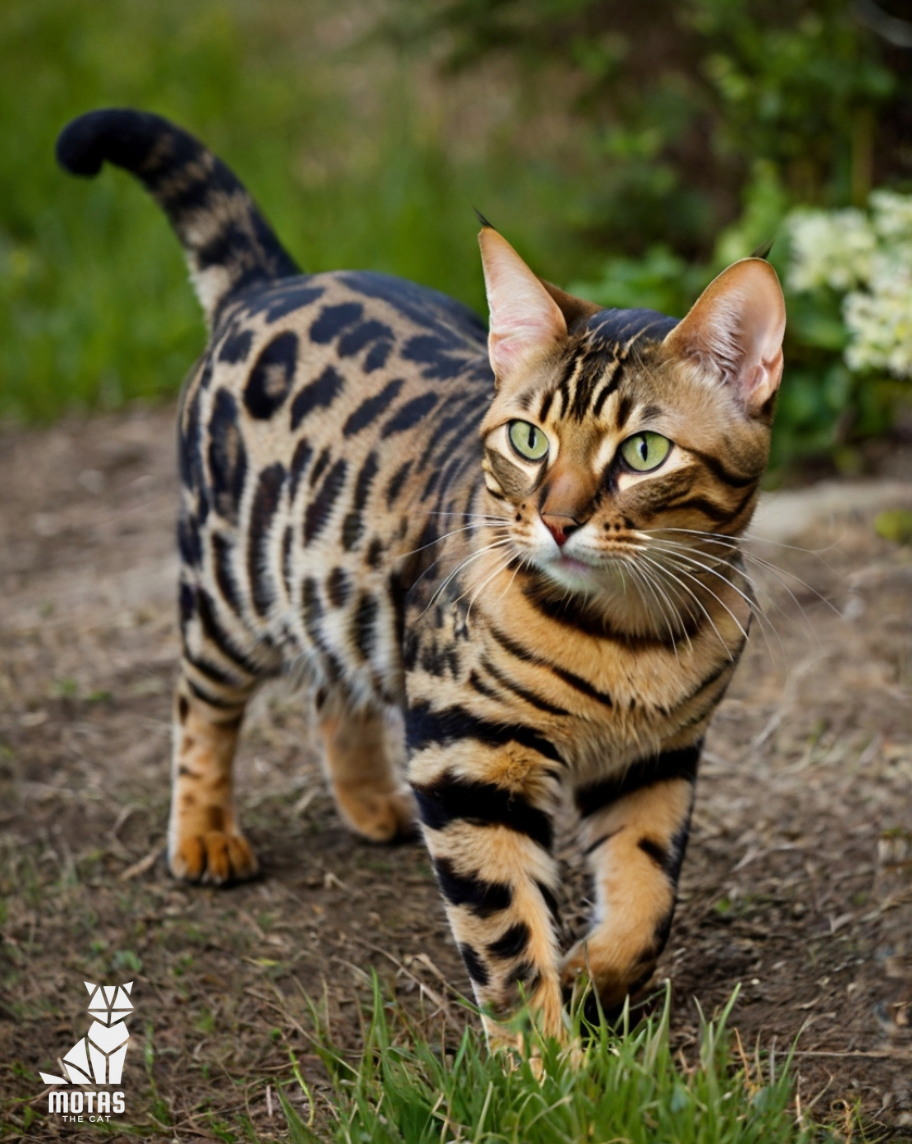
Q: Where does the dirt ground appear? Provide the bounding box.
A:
[1,404,910,1141]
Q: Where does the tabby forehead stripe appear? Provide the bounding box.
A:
[412,770,554,852]
[591,361,623,418]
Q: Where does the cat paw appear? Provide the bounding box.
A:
[560,940,654,1018]
[169,831,259,885]
[336,786,418,843]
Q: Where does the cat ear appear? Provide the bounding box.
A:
[478,227,568,387]
[663,258,786,415]
[538,279,602,331]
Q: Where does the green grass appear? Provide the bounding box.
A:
[280,977,848,1144]
[0,0,601,422]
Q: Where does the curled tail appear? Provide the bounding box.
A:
[56,108,301,327]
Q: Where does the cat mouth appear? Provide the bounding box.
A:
[537,545,644,595]
[556,554,593,574]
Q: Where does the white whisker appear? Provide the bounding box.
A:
[421,538,515,617]
[643,544,783,664]
[398,522,508,563]
[637,553,740,661]
[462,552,521,621]
[622,557,688,659]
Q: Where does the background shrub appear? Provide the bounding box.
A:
[2,0,910,474]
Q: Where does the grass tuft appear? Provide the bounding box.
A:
[282,975,842,1144]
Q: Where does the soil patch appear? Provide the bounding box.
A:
[1,405,910,1138]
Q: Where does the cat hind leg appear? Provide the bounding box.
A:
[318,700,416,842]
[169,583,270,884]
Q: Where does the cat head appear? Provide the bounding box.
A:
[83,981,133,1026]
[476,226,785,622]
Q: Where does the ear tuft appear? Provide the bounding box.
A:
[664,258,786,416]
[478,228,568,388]
[538,279,603,332]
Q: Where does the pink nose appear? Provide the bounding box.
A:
[541,513,580,547]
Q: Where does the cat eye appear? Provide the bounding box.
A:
[620,432,672,473]
[508,420,549,462]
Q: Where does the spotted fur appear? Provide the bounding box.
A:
[57,109,786,1045]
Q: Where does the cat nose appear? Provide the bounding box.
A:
[541,513,581,547]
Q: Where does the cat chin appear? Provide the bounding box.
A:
[534,551,628,600]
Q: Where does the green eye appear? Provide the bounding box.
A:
[620,432,672,473]
[508,420,549,461]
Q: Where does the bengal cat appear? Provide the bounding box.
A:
[57,109,785,1045]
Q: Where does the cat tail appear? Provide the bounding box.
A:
[56,108,301,328]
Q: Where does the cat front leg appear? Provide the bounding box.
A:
[563,740,700,1016]
[408,727,565,1046]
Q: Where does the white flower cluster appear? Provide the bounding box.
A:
[787,190,912,380]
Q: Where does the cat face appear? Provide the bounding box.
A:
[84,981,134,1027]
[476,228,786,611]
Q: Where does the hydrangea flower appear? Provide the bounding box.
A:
[787,193,912,380]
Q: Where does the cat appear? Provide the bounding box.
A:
[57,109,785,1045]
[40,981,133,1085]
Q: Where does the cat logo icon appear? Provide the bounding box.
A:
[40,981,133,1085]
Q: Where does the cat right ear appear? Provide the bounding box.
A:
[663,257,786,416]
[478,227,567,388]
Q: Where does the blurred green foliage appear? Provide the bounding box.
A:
[0,0,597,420]
[2,0,911,473]
[396,0,906,252]
[391,0,912,471]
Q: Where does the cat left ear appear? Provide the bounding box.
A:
[663,258,786,416]
[478,227,568,388]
